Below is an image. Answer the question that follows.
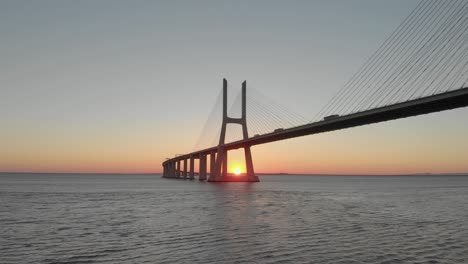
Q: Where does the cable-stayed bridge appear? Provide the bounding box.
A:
[162,0,468,182]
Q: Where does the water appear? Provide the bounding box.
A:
[1,173,468,264]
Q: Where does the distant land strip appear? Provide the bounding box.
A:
[1,172,468,176]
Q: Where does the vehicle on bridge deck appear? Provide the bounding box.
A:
[273,128,284,133]
[253,134,260,137]
[323,114,340,121]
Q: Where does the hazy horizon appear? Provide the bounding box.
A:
[2,171,468,177]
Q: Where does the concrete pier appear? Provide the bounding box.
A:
[199,154,207,181]
[210,150,216,177]
[208,79,259,182]
[189,155,195,180]
[176,161,180,178]
[162,78,261,182]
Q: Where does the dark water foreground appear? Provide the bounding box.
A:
[1,173,468,264]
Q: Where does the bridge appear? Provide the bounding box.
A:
[162,0,468,182]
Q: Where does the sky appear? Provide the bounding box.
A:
[1,0,467,175]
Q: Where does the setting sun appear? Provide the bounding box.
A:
[233,167,241,175]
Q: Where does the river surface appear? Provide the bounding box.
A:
[1,173,468,264]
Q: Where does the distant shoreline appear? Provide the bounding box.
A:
[258,173,468,177]
[1,172,468,177]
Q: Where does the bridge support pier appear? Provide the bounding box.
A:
[183,159,188,179]
[189,155,195,180]
[176,160,181,178]
[165,162,170,178]
[171,162,176,178]
[166,162,172,178]
[210,150,216,177]
[208,79,259,182]
[162,78,259,182]
[199,154,207,181]
[223,150,228,178]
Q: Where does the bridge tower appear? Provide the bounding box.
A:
[208,79,260,182]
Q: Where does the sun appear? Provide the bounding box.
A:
[233,167,241,175]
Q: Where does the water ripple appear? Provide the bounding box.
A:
[1,174,468,263]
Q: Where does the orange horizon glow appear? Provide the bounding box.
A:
[2,152,468,176]
[2,148,468,175]
[2,114,468,175]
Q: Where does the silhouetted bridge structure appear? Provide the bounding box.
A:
[162,82,468,182]
[162,0,468,182]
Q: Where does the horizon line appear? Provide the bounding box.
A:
[1,171,468,176]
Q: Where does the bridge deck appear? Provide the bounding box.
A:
[164,87,468,165]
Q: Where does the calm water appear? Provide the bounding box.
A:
[1,173,468,264]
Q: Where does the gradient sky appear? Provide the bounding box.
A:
[2,0,467,174]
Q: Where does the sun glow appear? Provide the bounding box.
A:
[233,167,241,175]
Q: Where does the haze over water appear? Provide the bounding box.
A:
[1,173,468,263]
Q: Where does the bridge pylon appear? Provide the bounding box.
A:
[208,79,259,182]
